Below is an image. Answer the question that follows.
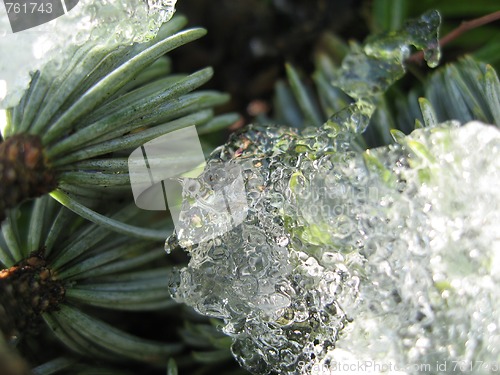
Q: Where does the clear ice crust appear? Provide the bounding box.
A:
[166,9,498,374]
[164,12,499,371]
[168,121,500,375]
[165,10,500,375]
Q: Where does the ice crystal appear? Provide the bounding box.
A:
[0,0,176,107]
[169,121,499,375]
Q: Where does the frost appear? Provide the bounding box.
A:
[168,121,500,374]
[0,0,176,108]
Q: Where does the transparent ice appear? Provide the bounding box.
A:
[169,120,500,375]
[163,10,499,375]
[0,0,176,107]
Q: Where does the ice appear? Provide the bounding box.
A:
[328,10,440,134]
[156,9,498,374]
[0,0,176,108]
[323,122,499,373]
[168,121,500,374]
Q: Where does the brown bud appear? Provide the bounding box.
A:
[0,252,65,340]
[0,134,57,223]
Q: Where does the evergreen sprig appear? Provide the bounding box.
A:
[0,14,240,375]
[0,196,181,369]
[1,4,499,375]
[262,47,500,148]
[0,15,238,235]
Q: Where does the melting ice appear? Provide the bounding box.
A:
[163,9,500,375]
[169,121,500,375]
[0,0,176,108]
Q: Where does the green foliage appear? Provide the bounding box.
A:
[1,197,179,363]
[264,13,500,148]
[1,15,236,237]
[0,14,241,375]
[1,3,499,375]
